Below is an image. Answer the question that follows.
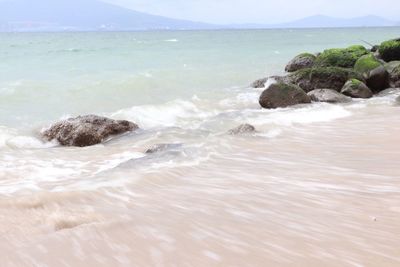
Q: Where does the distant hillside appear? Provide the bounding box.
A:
[0,0,214,31]
[231,15,398,29]
[0,1,398,32]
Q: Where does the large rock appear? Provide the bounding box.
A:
[341,79,373,99]
[354,54,382,75]
[385,61,400,88]
[379,39,400,62]
[307,89,351,103]
[365,66,389,93]
[315,45,368,68]
[228,124,256,135]
[43,115,138,147]
[259,83,311,109]
[287,67,364,92]
[285,53,316,72]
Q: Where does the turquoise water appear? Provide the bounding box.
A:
[0,28,399,127]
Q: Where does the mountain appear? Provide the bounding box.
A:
[0,0,214,31]
[0,1,398,32]
[231,15,397,29]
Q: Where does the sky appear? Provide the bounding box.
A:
[103,0,400,24]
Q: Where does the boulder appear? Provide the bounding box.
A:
[354,54,382,75]
[307,89,351,103]
[385,61,400,88]
[379,39,400,62]
[43,115,138,147]
[228,124,256,135]
[315,45,368,68]
[285,53,316,72]
[365,65,389,93]
[259,83,311,109]
[287,67,364,92]
[251,77,268,88]
[341,79,373,99]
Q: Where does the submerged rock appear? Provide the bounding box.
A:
[287,67,364,92]
[228,124,256,135]
[285,53,316,72]
[307,89,351,103]
[314,45,368,68]
[341,79,373,99]
[379,39,400,62]
[43,115,138,147]
[145,143,183,154]
[259,83,311,109]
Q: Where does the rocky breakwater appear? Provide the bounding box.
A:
[253,39,400,109]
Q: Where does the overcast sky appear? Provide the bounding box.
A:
[103,0,399,24]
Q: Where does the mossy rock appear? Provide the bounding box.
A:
[259,82,311,109]
[379,39,400,62]
[285,53,316,72]
[354,54,382,75]
[341,79,373,99]
[315,45,368,68]
[287,67,364,92]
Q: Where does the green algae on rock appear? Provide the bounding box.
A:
[288,67,364,92]
[354,54,382,75]
[379,39,400,62]
[315,45,368,68]
[341,79,373,99]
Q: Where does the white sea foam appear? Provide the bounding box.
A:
[111,99,216,129]
[250,103,352,127]
[165,39,178,42]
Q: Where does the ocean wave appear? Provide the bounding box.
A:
[110,99,217,129]
[0,126,56,149]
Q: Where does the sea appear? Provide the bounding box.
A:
[1,28,400,267]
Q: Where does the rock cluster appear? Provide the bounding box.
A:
[252,38,400,109]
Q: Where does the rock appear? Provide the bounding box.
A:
[145,143,182,154]
[365,65,389,93]
[259,82,311,109]
[341,79,373,99]
[370,45,380,52]
[354,54,382,75]
[285,53,316,72]
[251,77,268,88]
[228,124,256,135]
[287,67,364,92]
[43,115,138,147]
[315,45,368,68]
[385,61,400,88]
[307,89,351,103]
[379,39,400,62]
[376,88,400,97]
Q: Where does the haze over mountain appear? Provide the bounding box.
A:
[0,0,398,31]
[0,0,214,31]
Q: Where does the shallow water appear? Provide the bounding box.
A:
[1,28,400,266]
